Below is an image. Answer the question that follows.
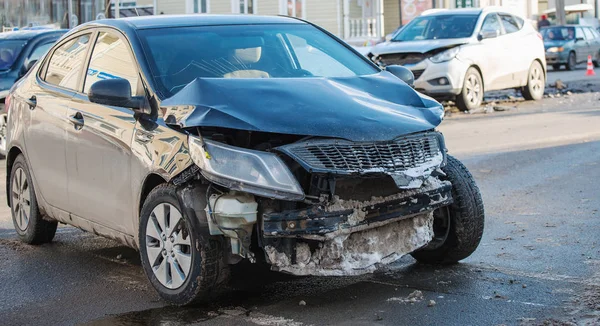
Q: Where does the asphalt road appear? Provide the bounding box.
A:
[1,91,600,326]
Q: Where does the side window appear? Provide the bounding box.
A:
[481,13,503,36]
[83,32,139,95]
[499,14,520,34]
[576,28,585,40]
[583,28,595,41]
[44,34,91,89]
[592,29,600,39]
[27,42,53,66]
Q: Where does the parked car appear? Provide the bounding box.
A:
[541,25,600,70]
[368,8,546,111]
[0,29,66,156]
[5,15,484,305]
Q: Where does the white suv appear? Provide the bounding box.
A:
[369,7,546,111]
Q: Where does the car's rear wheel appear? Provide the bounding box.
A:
[411,155,484,264]
[522,61,545,101]
[552,64,561,71]
[566,51,577,71]
[139,184,220,305]
[10,154,57,244]
[593,51,600,68]
[456,67,483,112]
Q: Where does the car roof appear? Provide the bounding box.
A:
[89,14,305,30]
[424,6,523,17]
[0,29,67,41]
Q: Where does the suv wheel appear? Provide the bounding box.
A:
[594,51,600,68]
[139,184,220,305]
[411,155,485,264]
[522,61,545,101]
[456,68,483,112]
[566,52,577,71]
[10,154,57,244]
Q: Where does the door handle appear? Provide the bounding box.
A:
[68,112,84,129]
[25,95,36,109]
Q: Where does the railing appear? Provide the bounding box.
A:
[347,17,378,40]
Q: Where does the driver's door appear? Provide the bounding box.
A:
[65,30,141,234]
[477,13,509,90]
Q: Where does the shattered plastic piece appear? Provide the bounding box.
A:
[298,300,306,306]
[428,300,436,307]
[387,290,425,304]
[265,213,434,276]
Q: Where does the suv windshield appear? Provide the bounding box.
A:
[0,40,27,70]
[392,14,479,41]
[138,24,379,97]
[541,26,575,41]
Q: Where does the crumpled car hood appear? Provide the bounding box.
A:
[370,38,470,56]
[160,71,444,142]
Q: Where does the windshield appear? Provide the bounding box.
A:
[392,14,479,41]
[541,26,575,41]
[138,24,379,97]
[0,40,27,70]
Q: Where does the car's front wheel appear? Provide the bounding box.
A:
[456,67,483,112]
[411,155,485,264]
[594,51,600,68]
[522,61,545,101]
[566,51,577,71]
[139,184,221,305]
[10,154,57,244]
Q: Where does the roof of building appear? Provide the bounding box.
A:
[0,28,67,40]
[92,14,305,30]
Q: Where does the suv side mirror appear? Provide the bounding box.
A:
[478,30,499,41]
[18,59,37,79]
[88,78,143,110]
[385,65,414,87]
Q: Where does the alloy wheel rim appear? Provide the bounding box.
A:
[530,66,544,96]
[145,203,192,289]
[465,74,481,106]
[569,54,576,68]
[12,167,31,231]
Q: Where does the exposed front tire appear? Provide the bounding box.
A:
[522,61,545,101]
[139,183,221,305]
[10,154,57,244]
[566,52,576,71]
[456,67,483,112]
[411,155,484,264]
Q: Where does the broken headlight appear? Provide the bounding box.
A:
[429,47,460,63]
[188,136,305,201]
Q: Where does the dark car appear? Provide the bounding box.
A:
[541,25,600,70]
[5,15,484,305]
[0,29,67,155]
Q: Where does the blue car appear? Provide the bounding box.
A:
[541,25,600,70]
[0,28,66,156]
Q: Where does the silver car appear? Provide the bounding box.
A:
[368,8,546,111]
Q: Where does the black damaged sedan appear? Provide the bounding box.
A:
[5,15,484,305]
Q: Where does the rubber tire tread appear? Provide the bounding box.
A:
[10,154,57,244]
[411,155,485,264]
[139,183,220,305]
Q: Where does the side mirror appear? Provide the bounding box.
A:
[385,65,414,87]
[19,59,37,78]
[478,30,499,41]
[88,78,143,110]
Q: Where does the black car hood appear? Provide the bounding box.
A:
[160,71,444,142]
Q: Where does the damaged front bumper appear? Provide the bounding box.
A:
[263,178,452,240]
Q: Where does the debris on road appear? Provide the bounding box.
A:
[298,300,306,306]
[428,300,437,307]
[495,236,514,241]
[387,290,425,304]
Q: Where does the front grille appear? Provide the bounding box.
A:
[412,69,425,80]
[378,52,426,66]
[278,132,443,175]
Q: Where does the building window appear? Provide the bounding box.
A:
[232,0,255,14]
[187,0,209,13]
[280,0,304,19]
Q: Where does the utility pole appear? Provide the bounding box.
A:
[555,0,566,25]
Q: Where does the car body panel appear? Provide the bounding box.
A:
[161,73,444,142]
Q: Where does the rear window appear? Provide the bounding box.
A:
[0,40,27,70]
